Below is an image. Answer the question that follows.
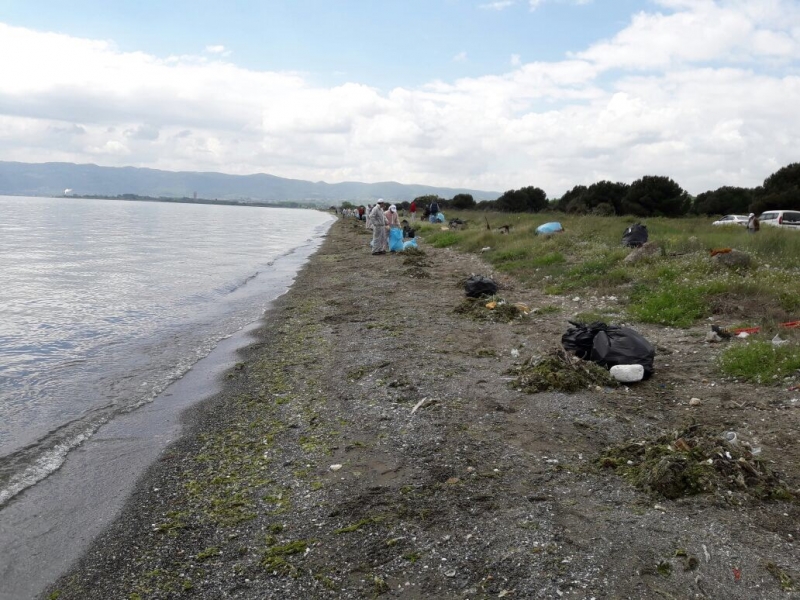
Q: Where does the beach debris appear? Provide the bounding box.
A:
[481,246,491,252]
[454,297,525,323]
[410,397,433,415]
[737,332,750,338]
[330,464,343,472]
[711,324,732,339]
[622,223,648,248]
[508,348,618,393]
[610,364,645,383]
[464,275,498,298]
[690,398,702,406]
[535,221,564,235]
[510,349,520,358]
[562,320,655,379]
[706,331,724,343]
[598,424,795,501]
[486,301,498,309]
[772,334,789,347]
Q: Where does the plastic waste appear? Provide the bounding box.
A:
[388,228,404,252]
[535,222,564,235]
[464,275,498,298]
[402,238,418,250]
[622,223,648,247]
[609,364,644,383]
[561,320,656,378]
[772,334,789,347]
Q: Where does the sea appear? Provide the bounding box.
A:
[0,195,334,507]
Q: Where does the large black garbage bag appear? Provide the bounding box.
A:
[561,320,607,359]
[562,321,655,378]
[590,327,655,378]
[464,275,498,298]
[622,223,648,248]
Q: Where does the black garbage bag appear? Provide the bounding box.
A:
[590,327,655,378]
[622,223,648,248]
[464,275,498,298]
[562,321,655,378]
[561,320,607,359]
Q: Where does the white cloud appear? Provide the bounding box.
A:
[2,3,800,196]
[510,54,522,66]
[205,44,232,57]
[529,0,593,11]
[479,1,515,10]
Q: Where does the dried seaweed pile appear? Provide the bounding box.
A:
[454,297,526,323]
[599,424,797,502]
[507,348,618,392]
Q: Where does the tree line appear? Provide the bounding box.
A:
[392,162,800,217]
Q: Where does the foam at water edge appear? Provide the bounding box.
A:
[0,427,95,507]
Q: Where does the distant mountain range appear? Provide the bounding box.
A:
[0,161,500,206]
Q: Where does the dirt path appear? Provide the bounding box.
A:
[49,218,799,599]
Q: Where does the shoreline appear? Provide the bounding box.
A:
[0,226,331,600]
[45,219,799,599]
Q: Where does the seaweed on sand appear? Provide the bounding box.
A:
[599,424,797,501]
[454,297,525,323]
[507,348,618,393]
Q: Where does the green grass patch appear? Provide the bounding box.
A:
[718,340,800,383]
[426,230,460,248]
[628,282,709,328]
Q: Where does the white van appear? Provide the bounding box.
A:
[758,210,800,230]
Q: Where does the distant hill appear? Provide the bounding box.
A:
[0,161,500,205]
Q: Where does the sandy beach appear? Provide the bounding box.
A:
[46,218,799,599]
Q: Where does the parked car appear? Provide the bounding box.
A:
[712,214,749,226]
[758,210,800,230]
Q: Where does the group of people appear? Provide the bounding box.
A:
[339,198,433,254]
[347,199,416,255]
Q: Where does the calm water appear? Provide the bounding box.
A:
[0,196,333,505]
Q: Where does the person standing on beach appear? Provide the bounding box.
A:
[409,199,417,222]
[747,213,760,234]
[369,200,388,254]
[386,204,400,229]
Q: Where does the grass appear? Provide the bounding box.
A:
[718,340,800,383]
[416,211,800,329]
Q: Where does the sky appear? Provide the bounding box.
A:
[1,0,799,197]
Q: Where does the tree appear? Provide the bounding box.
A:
[692,186,752,215]
[751,163,800,214]
[450,193,476,209]
[620,176,690,217]
[413,194,444,210]
[495,186,548,212]
[555,185,588,213]
[584,181,629,215]
[340,201,356,209]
